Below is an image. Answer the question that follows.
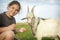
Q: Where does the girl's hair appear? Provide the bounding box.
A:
[8,1,21,11]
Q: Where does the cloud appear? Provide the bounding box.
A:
[0,0,60,22]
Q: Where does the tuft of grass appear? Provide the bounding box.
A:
[42,37,54,40]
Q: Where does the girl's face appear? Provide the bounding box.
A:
[7,4,20,16]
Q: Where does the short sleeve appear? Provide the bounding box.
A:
[13,17,16,24]
[0,14,2,26]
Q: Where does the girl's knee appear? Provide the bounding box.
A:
[4,30,14,37]
[0,30,14,40]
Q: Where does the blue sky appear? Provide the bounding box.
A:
[0,0,60,22]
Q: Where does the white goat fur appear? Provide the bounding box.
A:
[23,6,60,40]
[35,18,60,40]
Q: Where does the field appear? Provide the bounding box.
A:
[15,23,54,40]
[15,23,37,40]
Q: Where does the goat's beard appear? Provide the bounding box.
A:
[29,23,33,27]
[28,23,36,36]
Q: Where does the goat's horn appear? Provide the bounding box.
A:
[31,6,35,13]
[27,6,29,13]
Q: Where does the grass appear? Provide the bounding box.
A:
[15,23,37,40]
[15,23,55,40]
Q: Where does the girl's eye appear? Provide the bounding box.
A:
[11,7,19,12]
[12,7,15,9]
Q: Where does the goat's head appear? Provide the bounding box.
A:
[21,6,35,24]
[21,6,36,36]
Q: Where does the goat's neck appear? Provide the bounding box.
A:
[29,17,40,36]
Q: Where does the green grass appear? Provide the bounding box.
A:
[15,23,55,40]
[15,23,37,40]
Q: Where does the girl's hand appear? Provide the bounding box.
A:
[19,28,26,32]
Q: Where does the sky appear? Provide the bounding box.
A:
[0,0,60,22]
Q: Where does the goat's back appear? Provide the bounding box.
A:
[35,18,60,38]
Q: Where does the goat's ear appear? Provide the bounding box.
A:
[31,6,35,13]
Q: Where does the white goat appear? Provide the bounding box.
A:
[22,6,60,40]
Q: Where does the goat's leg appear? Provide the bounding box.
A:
[37,39,41,40]
[37,38,42,40]
[54,35,59,40]
[55,38,59,40]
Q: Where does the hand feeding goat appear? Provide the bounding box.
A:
[21,6,60,40]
